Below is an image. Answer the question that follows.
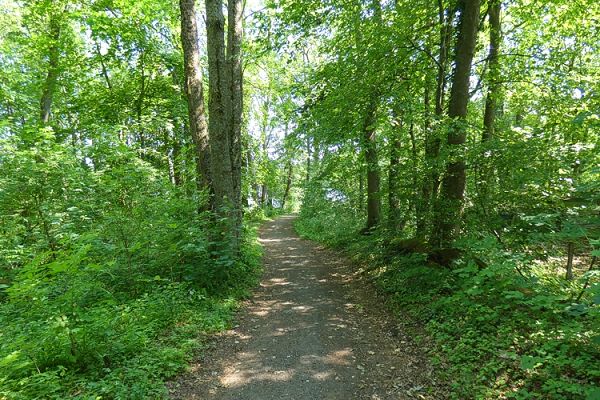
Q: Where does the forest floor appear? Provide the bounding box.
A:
[169,215,446,400]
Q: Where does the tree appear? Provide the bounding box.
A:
[482,0,501,141]
[363,95,381,230]
[227,0,244,223]
[362,0,384,231]
[419,0,454,239]
[179,0,211,193]
[388,117,402,230]
[432,0,481,248]
[39,10,61,125]
[205,0,234,207]
[205,0,245,253]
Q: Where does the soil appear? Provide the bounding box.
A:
[169,215,446,400]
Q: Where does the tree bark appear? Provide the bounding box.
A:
[420,1,453,239]
[566,242,575,280]
[358,163,365,211]
[180,0,211,192]
[226,0,244,218]
[135,51,147,158]
[433,0,481,248]
[388,119,401,230]
[482,0,501,141]
[95,41,112,91]
[171,127,182,186]
[361,0,383,232]
[306,136,312,184]
[363,96,380,231]
[416,85,430,237]
[281,161,293,210]
[408,121,418,225]
[478,1,501,209]
[260,184,267,207]
[206,0,234,208]
[206,0,237,253]
[40,15,61,125]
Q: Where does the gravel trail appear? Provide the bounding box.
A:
[169,215,443,400]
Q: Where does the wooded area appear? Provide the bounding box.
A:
[0,0,598,398]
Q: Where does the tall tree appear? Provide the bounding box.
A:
[362,0,383,231]
[205,0,242,253]
[40,12,61,125]
[363,95,381,230]
[482,0,501,141]
[388,113,402,230]
[419,0,454,239]
[433,0,481,247]
[179,0,211,192]
[205,0,234,206]
[226,0,244,230]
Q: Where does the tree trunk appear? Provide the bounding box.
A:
[171,127,182,186]
[312,138,320,176]
[515,112,523,127]
[281,161,293,210]
[206,0,237,252]
[421,1,453,239]
[164,128,176,185]
[478,0,501,210]
[358,164,365,212]
[363,96,380,231]
[180,0,211,192]
[433,0,481,248]
[206,0,234,205]
[95,41,113,91]
[260,184,267,207]
[416,86,430,237]
[136,52,147,158]
[408,121,418,226]
[358,0,383,232]
[40,16,61,125]
[306,136,312,184]
[482,0,501,141]
[226,0,244,226]
[388,120,401,230]
[241,148,251,207]
[566,242,575,280]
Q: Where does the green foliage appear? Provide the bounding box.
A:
[0,136,262,399]
[0,0,271,396]
[0,0,272,398]
[295,188,361,246]
[274,0,599,395]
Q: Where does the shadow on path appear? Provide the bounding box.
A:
[169,216,442,400]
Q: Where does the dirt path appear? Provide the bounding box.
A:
[169,216,443,400]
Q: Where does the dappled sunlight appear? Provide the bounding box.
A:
[261,277,291,286]
[323,349,354,366]
[217,346,355,389]
[177,216,370,398]
[170,216,443,400]
[258,238,286,243]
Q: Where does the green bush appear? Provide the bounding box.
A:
[0,139,262,399]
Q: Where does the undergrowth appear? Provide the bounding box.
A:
[296,205,600,400]
[0,143,265,399]
[0,221,263,400]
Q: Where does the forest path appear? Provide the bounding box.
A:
[169,215,441,400]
